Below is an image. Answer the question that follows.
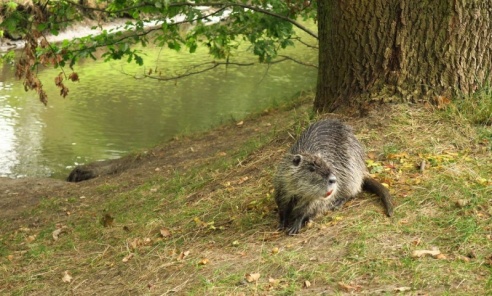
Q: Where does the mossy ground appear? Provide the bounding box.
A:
[1,92,491,295]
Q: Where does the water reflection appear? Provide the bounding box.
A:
[0,39,317,179]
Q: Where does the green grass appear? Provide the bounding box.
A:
[1,93,492,295]
[447,85,492,125]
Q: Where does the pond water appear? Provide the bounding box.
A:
[0,30,317,179]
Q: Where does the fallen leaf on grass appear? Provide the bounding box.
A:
[236,121,244,127]
[435,95,451,109]
[435,253,447,260]
[122,253,134,263]
[271,247,279,254]
[411,247,441,258]
[52,226,69,241]
[62,270,73,283]
[395,286,412,292]
[458,255,470,262]
[304,280,311,288]
[101,213,114,227]
[129,238,153,251]
[455,199,469,208]
[25,235,36,243]
[245,273,261,283]
[177,250,190,261]
[193,217,208,228]
[160,228,171,238]
[338,282,361,292]
[198,258,209,265]
[485,255,492,267]
[237,176,249,185]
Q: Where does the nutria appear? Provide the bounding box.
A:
[274,119,393,235]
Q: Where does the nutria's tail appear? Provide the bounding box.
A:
[362,176,394,217]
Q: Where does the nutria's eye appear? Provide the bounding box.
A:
[292,155,302,166]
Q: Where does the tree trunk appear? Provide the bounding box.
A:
[314,0,492,112]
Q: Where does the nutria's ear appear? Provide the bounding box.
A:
[292,155,302,166]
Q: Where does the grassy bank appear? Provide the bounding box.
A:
[1,93,491,295]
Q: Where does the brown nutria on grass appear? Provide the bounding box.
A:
[274,119,393,235]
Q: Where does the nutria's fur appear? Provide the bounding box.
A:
[274,119,393,235]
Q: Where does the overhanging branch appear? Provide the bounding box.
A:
[115,56,316,81]
[64,0,318,39]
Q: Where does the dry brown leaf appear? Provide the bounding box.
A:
[18,227,30,232]
[177,250,190,261]
[485,255,492,267]
[62,270,73,283]
[245,273,261,283]
[338,282,361,292]
[160,228,171,238]
[271,247,279,254]
[122,253,134,263]
[304,280,311,288]
[395,286,412,292]
[411,248,441,258]
[435,95,451,109]
[268,278,279,284]
[435,253,447,260]
[129,238,139,250]
[52,226,68,241]
[412,237,421,246]
[236,121,244,127]
[101,213,114,227]
[68,72,79,82]
[25,235,36,243]
[456,199,469,208]
[198,258,209,265]
[193,217,207,228]
[237,176,249,185]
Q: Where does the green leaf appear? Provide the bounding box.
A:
[37,23,47,32]
[134,54,144,66]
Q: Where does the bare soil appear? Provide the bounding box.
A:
[0,102,301,228]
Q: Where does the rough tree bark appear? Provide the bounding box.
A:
[314,0,492,112]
